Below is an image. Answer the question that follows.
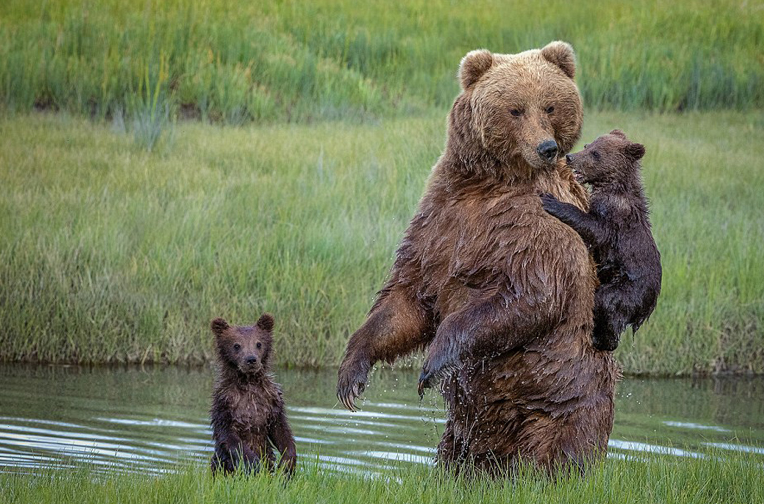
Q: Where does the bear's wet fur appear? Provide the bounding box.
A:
[210,314,296,477]
[337,42,618,475]
[541,130,662,351]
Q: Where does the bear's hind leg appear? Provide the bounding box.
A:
[592,285,629,351]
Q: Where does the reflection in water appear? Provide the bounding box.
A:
[0,364,763,474]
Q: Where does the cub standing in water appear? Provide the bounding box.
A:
[541,130,661,351]
[209,314,296,477]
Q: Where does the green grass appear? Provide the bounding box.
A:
[0,111,762,374]
[1,0,762,123]
[2,453,763,504]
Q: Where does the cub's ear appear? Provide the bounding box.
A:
[256,313,274,332]
[541,41,576,79]
[625,142,646,161]
[211,318,229,337]
[459,49,493,90]
[609,129,627,139]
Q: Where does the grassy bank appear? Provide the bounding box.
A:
[2,453,763,504]
[0,111,762,374]
[1,0,762,123]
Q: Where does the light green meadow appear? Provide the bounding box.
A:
[1,111,762,374]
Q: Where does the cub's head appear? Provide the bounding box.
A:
[565,130,645,187]
[454,41,583,174]
[211,314,274,375]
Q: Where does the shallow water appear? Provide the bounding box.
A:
[0,364,763,475]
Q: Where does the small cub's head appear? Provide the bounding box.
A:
[565,130,645,187]
[211,314,274,375]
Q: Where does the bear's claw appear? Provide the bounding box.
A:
[337,376,365,412]
[417,372,433,398]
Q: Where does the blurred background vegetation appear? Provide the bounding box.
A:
[1,0,762,124]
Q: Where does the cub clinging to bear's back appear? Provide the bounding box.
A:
[209,314,296,477]
[542,130,662,351]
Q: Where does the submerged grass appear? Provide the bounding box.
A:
[2,452,763,504]
[0,0,762,123]
[0,111,762,374]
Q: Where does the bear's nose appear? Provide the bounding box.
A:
[246,356,257,365]
[565,154,573,164]
[536,140,558,163]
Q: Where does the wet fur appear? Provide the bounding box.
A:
[541,130,662,351]
[337,42,618,474]
[210,315,297,477]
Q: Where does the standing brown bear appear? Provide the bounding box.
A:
[541,130,662,352]
[337,42,618,474]
[210,314,297,477]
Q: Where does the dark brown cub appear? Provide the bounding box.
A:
[541,130,662,351]
[210,314,296,477]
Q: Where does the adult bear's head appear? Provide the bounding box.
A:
[447,42,583,178]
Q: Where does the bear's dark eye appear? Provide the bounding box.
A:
[233,343,241,352]
[510,109,523,117]
[545,106,554,114]
[256,342,262,349]
[592,151,600,160]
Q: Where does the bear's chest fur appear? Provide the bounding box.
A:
[219,379,281,448]
[400,167,589,320]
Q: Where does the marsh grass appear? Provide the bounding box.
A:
[0,111,762,373]
[129,55,174,152]
[0,0,762,124]
[2,450,763,504]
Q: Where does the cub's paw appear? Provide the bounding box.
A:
[592,333,620,352]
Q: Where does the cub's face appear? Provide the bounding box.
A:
[211,314,274,375]
[460,42,583,172]
[565,130,645,187]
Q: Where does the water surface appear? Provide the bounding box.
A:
[1,364,762,475]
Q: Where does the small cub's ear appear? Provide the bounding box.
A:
[609,129,627,139]
[625,142,646,161]
[541,41,576,79]
[459,49,493,90]
[256,313,274,332]
[211,318,229,337]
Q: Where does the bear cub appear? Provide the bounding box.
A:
[541,130,661,351]
[210,314,296,477]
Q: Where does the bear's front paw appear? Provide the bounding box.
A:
[337,357,370,412]
[418,345,459,397]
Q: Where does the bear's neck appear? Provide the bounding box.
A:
[216,360,271,389]
[589,168,644,199]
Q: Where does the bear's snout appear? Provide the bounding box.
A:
[246,356,258,365]
[565,154,573,164]
[536,140,558,163]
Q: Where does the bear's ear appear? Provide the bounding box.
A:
[459,49,493,90]
[541,41,576,79]
[625,142,646,161]
[256,313,274,332]
[211,318,229,337]
[609,129,627,139]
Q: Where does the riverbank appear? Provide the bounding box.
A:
[1,111,763,374]
[2,452,762,504]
